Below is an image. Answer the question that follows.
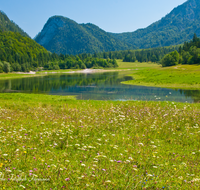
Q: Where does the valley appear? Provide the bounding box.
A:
[0,0,200,189]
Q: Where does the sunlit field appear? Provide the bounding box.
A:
[122,64,200,90]
[117,60,160,70]
[0,93,200,189]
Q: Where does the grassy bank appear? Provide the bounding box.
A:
[0,93,200,189]
[121,63,200,90]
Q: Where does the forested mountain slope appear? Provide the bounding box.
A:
[0,30,50,71]
[0,11,29,38]
[110,0,200,49]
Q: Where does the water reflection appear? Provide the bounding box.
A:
[0,72,200,103]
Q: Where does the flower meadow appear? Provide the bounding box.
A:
[0,93,200,189]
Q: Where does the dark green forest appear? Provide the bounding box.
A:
[92,46,179,63]
[161,34,200,67]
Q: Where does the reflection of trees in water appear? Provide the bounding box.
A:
[180,89,200,103]
[0,72,130,93]
[3,73,200,103]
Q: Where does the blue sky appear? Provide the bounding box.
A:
[2,0,187,38]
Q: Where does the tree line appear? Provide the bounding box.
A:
[90,46,179,63]
[161,34,200,67]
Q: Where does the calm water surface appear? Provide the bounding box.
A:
[0,71,200,103]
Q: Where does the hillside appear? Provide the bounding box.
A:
[0,30,51,71]
[35,16,133,55]
[110,0,200,49]
[0,11,29,38]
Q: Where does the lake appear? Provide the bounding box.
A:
[0,71,200,103]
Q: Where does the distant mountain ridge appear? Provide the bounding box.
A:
[2,0,200,55]
[35,16,134,55]
[0,11,29,38]
[35,0,200,54]
[110,0,200,49]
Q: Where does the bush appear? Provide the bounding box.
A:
[53,65,60,70]
[3,61,10,73]
[161,50,179,67]
[80,63,86,69]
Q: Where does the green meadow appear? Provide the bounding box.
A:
[0,93,200,189]
[0,61,200,189]
[121,62,200,90]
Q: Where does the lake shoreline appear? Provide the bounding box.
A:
[0,68,132,80]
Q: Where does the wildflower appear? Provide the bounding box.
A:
[178,176,183,180]
[105,180,111,183]
[192,178,200,182]
[24,151,27,154]
[19,185,25,189]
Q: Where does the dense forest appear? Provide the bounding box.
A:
[92,46,179,63]
[161,34,200,67]
[0,30,118,73]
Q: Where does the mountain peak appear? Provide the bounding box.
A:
[35,16,132,54]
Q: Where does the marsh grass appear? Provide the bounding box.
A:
[0,93,200,189]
